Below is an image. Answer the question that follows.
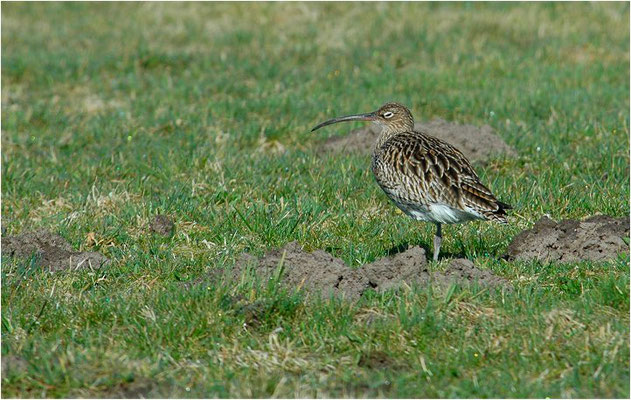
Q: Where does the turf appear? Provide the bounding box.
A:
[2,2,629,398]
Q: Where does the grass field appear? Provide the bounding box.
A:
[2,2,630,398]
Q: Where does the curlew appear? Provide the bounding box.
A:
[312,102,511,261]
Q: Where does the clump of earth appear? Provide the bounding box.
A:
[505,215,629,263]
[319,119,515,164]
[1,230,109,272]
[149,214,175,236]
[207,241,508,301]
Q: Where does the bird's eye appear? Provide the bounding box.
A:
[383,111,394,119]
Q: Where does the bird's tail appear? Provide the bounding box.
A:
[486,200,512,224]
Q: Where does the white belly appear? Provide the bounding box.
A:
[374,176,484,225]
[400,203,482,224]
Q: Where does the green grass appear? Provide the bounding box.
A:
[2,2,629,398]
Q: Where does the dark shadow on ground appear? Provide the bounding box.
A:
[385,241,466,261]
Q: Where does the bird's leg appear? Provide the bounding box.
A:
[433,223,442,261]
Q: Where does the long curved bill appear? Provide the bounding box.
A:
[311,112,377,132]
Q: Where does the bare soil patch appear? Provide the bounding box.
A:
[1,355,28,377]
[505,215,629,263]
[358,351,401,370]
[209,242,508,300]
[1,230,109,272]
[320,119,515,164]
[149,215,175,237]
[441,258,508,288]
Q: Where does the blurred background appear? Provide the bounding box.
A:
[3,2,628,229]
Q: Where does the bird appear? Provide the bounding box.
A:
[311,102,511,261]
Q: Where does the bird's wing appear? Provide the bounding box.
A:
[376,132,507,221]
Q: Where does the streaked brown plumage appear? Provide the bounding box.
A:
[312,102,511,261]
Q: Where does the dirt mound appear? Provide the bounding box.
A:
[441,258,509,289]
[149,215,175,236]
[1,230,109,272]
[505,215,630,263]
[320,119,515,164]
[212,242,508,300]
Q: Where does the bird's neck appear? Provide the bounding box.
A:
[373,123,412,151]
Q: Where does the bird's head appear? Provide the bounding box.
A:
[311,102,414,134]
